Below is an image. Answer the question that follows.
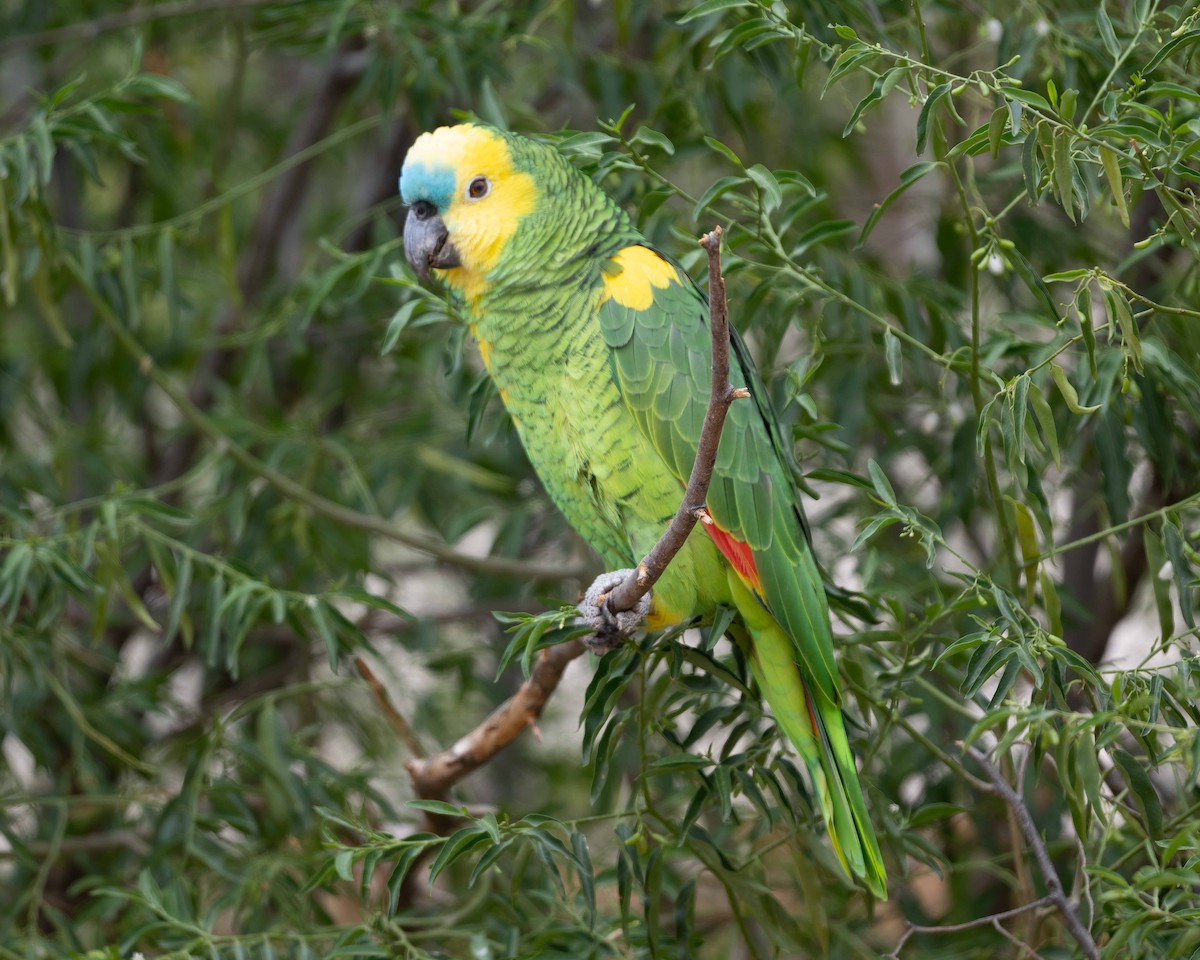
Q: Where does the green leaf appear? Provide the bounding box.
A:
[745,163,782,213]
[1050,363,1101,413]
[1027,380,1060,467]
[866,459,896,505]
[407,799,466,817]
[1101,145,1130,228]
[1162,519,1195,629]
[631,126,674,156]
[703,136,743,167]
[908,802,968,827]
[1143,29,1200,74]
[1052,129,1076,222]
[883,328,902,385]
[692,175,748,221]
[1111,748,1163,840]
[647,753,711,774]
[427,825,490,884]
[1097,5,1120,58]
[987,105,1006,158]
[1000,85,1053,111]
[916,82,950,156]
[858,161,942,245]
[676,0,752,23]
[381,300,420,355]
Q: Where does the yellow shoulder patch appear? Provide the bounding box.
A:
[601,245,679,311]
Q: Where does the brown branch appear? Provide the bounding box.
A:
[405,638,585,799]
[402,226,740,804]
[966,746,1101,960]
[354,657,427,761]
[605,225,746,616]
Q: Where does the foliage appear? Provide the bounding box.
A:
[1,0,1199,957]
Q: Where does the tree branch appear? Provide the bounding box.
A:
[405,639,585,799]
[885,895,1055,958]
[399,226,741,803]
[966,746,1101,960]
[354,657,427,761]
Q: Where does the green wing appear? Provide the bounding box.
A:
[597,250,840,707]
[598,247,887,898]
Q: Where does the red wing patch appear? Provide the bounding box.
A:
[704,522,763,594]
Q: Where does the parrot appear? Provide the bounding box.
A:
[399,123,886,898]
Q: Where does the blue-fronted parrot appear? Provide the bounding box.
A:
[399,123,886,897]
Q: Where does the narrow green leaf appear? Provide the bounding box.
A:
[1050,363,1101,413]
[1111,748,1163,839]
[676,0,751,23]
[692,175,748,221]
[916,83,950,156]
[427,826,490,884]
[1143,29,1200,74]
[1101,145,1130,228]
[631,126,674,156]
[987,105,1006,158]
[1052,129,1076,222]
[1038,568,1062,637]
[1097,5,1120,57]
[861,461,895,507]
[1162,519,1195,629]
[703,136,743,167]
[1027,380,1060,467]
[381,300,419,355]
[858,161,942,245]
[745,163,782,212]
[883,328,902,385]
[1143,529,1175,640]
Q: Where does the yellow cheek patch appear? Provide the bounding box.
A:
[601,245,679,310]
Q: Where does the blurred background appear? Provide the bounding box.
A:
[1,1,1199,957]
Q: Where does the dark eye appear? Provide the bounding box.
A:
[411,199,436,221]
[467,176,490,200]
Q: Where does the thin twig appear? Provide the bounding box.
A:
[967,746,1101,960]
[354,657,427,760]
[605,225,746,616]
[885,895,1054,958]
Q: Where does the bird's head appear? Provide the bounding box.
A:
[399,124,537,296]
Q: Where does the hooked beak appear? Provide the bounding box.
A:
[403,210,461,280]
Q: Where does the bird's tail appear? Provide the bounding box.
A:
[738,620,887,899]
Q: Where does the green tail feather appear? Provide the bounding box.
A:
[734,620,887,899]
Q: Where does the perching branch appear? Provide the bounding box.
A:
[966,746,1101,960]
[404,638,585,799]
[399,227,741,803]
[604,225,748,617]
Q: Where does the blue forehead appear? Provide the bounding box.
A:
[399,161,456,209]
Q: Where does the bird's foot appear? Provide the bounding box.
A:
[577,569,651,655]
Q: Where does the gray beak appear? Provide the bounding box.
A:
[403,208,461,280]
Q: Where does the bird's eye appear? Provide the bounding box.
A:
[411,199,436,221]
[466,176,490,200]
